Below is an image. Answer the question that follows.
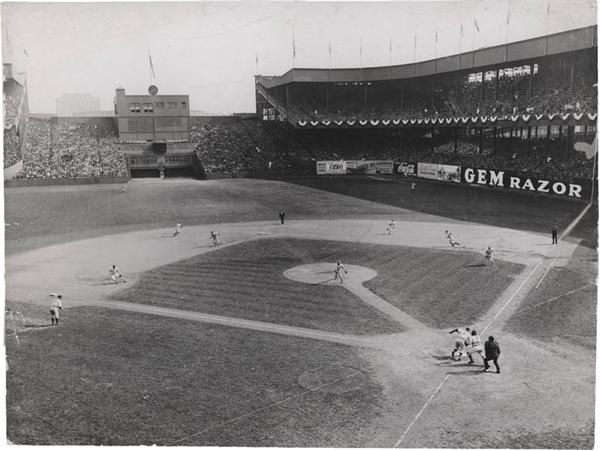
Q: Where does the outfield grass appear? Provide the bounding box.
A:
[506,207,597,349]
[6,302,388,446]
[4,179,406,254]
[111,238,523,330]
[285,176,585,235]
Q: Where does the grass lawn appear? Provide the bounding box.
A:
[111,238,523,330]
[6,302,389,446]
[284,176,585,235]
[506,207,597,349]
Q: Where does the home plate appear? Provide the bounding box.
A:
[283,263,378,285]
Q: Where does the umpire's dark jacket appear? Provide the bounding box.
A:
[484,340,501,359]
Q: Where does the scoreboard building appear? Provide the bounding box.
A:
[114,87,190,142]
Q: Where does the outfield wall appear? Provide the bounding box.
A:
[317,160,593,200]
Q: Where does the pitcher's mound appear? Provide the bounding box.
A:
[283,263,377,285]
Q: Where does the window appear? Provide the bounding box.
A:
[155,102,165,109]
[181,101,187,108]
[167,101,177,110]
[143,103,153,113]
[129,103,141,113]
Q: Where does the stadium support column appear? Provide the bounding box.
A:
[286,85,290,108]
[454,128,458,154]
[493,127,497,154]
[364,84,368,109]
[527,126,532,153]
[400,83,404,112]
[495,68,499,101]
[325,85,329,111]
[478,127,483,155]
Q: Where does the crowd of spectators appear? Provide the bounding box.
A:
[418,139,594,180]
[3,129,20,168]
[191,119,292,173]
[19,119,127,179]
[3,86,24,130]
[277,69,597,124]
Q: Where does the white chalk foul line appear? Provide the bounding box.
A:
[511,285,591,317]
[167,365,375,446]
[394,374,449,447]
[535,266,551,289]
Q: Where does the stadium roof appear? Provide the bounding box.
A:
[257,25,597,88]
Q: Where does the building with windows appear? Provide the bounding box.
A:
[114,87,190,142]
[56,93,101,117]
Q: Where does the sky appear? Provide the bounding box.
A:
[2,0,597,114]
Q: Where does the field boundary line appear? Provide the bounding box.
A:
[535,267,551,289]
[482,200,592,334]
[510,285,591,317]
[393,374,449,447]
[166,365,375,446]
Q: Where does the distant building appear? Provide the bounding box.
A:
[56,93,101,117]
[114,87,190,142]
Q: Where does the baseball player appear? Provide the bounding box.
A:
[210,231,221,246]
[485,246,495,266]
[334,261,348,283]
[50,295,63,325]
[445,230,460,247]
[172,222,182,237]
[466,329,485,364]
[387,219,396,235]
[449,326,471,360]
[110,265,127,284]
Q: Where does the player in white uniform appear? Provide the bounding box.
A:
[485,246,495,266]
[210,231,221,246]
[387,219,396,235]
[110,265,127,284]
[334,261,348,283]
[449,326,471,360]
[445,230,460,247]
[172,222,182,237]
[50,295,63,325]
[466,329,485,365]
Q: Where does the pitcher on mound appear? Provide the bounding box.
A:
[334,261,348,283]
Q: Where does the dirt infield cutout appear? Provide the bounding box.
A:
[283,263,377,285]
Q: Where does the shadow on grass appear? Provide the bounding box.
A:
[463,262,487,268]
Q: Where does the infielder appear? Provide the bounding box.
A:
[445,230,460,247]
[387,219,396,235]
[50,295,63,326]
[172,222,182,237]
[210,231,221,246]
[334,261,348,283]
[485,246,495,266]
[110,265,127,284]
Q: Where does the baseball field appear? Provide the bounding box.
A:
[5,176,597,447]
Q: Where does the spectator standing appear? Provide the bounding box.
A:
[552,224,559,245]
[279,209,286,225]
[483,336,501,374]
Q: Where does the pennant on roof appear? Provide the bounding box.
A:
[574,136,598,160]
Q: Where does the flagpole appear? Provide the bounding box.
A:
[434,29,438,60]
[292,25,296,68]
[505,3,510,45]
[545,1,551,36]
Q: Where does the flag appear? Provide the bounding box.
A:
[460,24,464,37]
[148,52,156,80]
[292,28,296,59]
[547,2,551,15]
[329,41,332,57]
[22,48,29,57]
[574,136,598,160]
[473,19,480,32]
[506,9,511,24]
[435,30,438,43]
[389,37,392,53]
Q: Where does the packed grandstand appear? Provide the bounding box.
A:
[2,25,598,191]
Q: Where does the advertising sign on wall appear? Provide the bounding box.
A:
[461,167,591,199]
[316,161,347,175]
[394,162,417,176]
[436,164,461,183]
[417,162,439,180]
